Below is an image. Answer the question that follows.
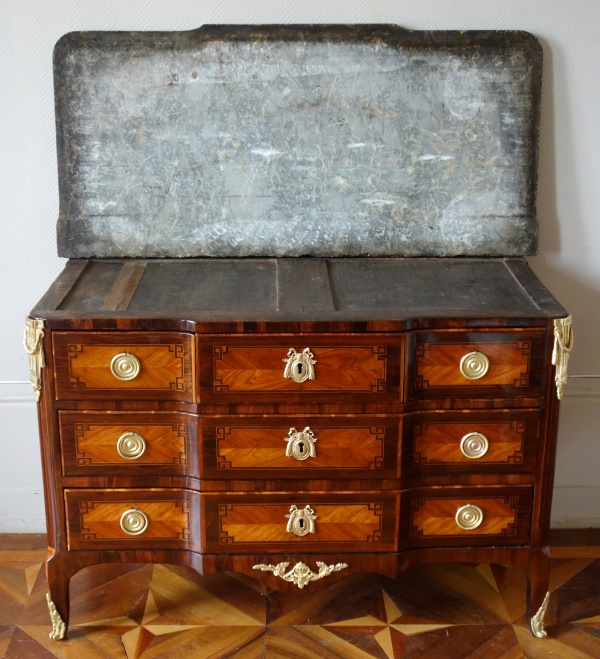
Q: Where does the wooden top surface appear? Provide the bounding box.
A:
[31,258,566,330]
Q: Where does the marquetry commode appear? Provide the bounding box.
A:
[27,25,573,641]
[26,257,572,640]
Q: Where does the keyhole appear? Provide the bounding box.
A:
[299,518,304,528]
[296,363,303,374]
[298,442,305,454]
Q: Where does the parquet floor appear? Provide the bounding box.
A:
[1,534,600,658]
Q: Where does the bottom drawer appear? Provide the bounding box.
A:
[402,486,533,548]
[65,489,201,551]
[203,493,399,554]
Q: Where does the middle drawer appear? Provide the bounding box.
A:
[199,334,403,404]
[202,416,400,479]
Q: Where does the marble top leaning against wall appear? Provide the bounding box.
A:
[53,25,542,259]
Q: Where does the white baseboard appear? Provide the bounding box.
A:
[550,486,600,529]
[1,380,599,533]
[0,491,46,533]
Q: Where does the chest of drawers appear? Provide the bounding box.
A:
[26,256,572,640]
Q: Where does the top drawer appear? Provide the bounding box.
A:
[199,334,402,404]
[53,332,195,401]
[407,330,547,401]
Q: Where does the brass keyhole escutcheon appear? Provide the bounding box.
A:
[460,432,489,459]
[120,508,149,535]
[110,352,141,381]
[455,504,484,530]
[459,351,490,380]
[285,504,317,536]
[283,348,316,383]
[284,427,317,461]
[117,431,147,459]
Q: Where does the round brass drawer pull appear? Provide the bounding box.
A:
[120,508,149,535]
[284,427,317,461]
[460,432,489,459]
[283,348,316,383]
[459,351,490,380]
[116,431,147,459]
[455,504,484,530]
[285,504,317,536]
[110,352,141,381]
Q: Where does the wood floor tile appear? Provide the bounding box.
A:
[128,626,264,659]
[514,623,600,659]
[69,566,155,628]
[400,625,519,659]
[146,564,263,628]
[0,564,38,626]
[549,558,596,593]
[490,565,528,624]
[417,563,511,623]
[0,551,47,563]
[373,568,506,625]
[69,565,150,602]
[5,627,58,659]
[225,635,266,658]
[266,573,367,625]
[19,625,132,659]
[266,626,380,659]
[0,626,16,658]
[165,566,266,624]
[1,540,600,658]
[554,559,600,626]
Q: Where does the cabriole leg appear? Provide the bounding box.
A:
[527,549,551,638]
[46,552,78,640]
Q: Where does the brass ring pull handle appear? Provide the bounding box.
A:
[455,504,484,530]
[285,504,317,536]
[460,432,489,459]
[120,508,149,535]
[110,352,141,381]
[283,348,316,383]
[459,351,490,380]
[117,431,147,459]
[284,427,317,461]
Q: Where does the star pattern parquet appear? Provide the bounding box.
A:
[1,535,600,658]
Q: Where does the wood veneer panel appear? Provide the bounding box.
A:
[203,493,399,554]
[402,410,540,476]
[201,415,399,479]
[100,261,147,311]
[57,262,123,312]
[199,334,402,404]
[407,329,546,400]
[53,331,195,401]
[31,259,89,312]
[64,488,200,551]
[402,486,533,548]
[59,411,198,477]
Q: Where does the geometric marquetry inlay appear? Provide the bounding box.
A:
[216,425,385,470]
[218,502,385,546]
[415,341,531,389]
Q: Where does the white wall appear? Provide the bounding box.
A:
[1,0,599,531]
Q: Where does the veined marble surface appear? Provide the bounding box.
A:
[54,26,541,258]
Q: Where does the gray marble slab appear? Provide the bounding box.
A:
[54,25,542,258]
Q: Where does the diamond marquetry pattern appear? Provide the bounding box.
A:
[3,539,600,659]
